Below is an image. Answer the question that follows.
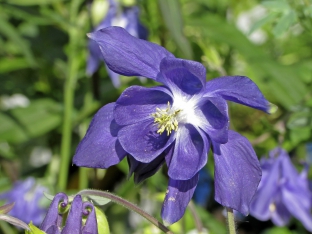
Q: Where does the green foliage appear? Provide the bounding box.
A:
[262,227,296,234]
[0,99,62,144]
[1,0,312,233]
[186,13,307,109]
[159,0,193,59]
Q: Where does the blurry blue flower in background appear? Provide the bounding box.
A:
[0,177,47,226]
[305,142,312,165]
[250,147,312,231]
[87,0,148,87]
[193,169,212,207]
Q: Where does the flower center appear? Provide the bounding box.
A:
[152,102,181,136]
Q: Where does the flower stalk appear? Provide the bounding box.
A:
[78,189,173,234]
[58,0,82,191]
[226,208,236,234]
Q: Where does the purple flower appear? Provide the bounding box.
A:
[0,177,47,226]
[74,26,270,225]
[40,193,98,234]
[250,148,312,231]
[87,0,148,87]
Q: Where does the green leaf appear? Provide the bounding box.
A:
[43,192,55,201]
[19,22,39,37]
[262,226,293,234]
[158,0,193,59]
[95,207,110,234]
[287,110,312,129]
[305,5,312,17]
[10,99,62,138]
[273,10,296,37]
[290,128,311,147]
[248,12,278,35]
[0,58,30,74]
[2,5,52,25]
[0,17,36,67]
[39,7,76,31]
[0,113,28,143]
[186,14,307,109]
[25,222,45,234]
[88,195,111,206]
[7,0,64,6]
[261,0,290,11]
[0,99,62,143]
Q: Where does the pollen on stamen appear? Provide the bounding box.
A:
[151,102,181,136]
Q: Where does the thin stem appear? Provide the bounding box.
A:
[79,167,89,190]
[188,201,203,233]
[58,0,82,191]
[79,189,174,234]
[226,208,236,234]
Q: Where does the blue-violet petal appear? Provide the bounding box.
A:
[114,86,172,126]
[157,58,206,98]
[88,26,174,80]
[205,76,270,113]
[118,119,175,163]
[161,173,199,225]
[168,125,208,180]
[73,103,127,169]
[213,130,261,215]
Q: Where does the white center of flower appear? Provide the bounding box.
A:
[172,95,200,125]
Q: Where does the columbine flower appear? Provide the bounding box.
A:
[0,177,47,226]
[74,26,270,224]
[87,0,148,87]
[250,148,312,231]
[40,193,98,234]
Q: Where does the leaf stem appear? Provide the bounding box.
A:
[226,208,236,234]
[78,189,174,234]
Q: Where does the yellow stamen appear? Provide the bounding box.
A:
[151,102,181,136]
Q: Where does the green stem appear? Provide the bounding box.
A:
[58,0,81,191]
[226,208,236,234]
[79,189,174,234]
[79,167,88,190]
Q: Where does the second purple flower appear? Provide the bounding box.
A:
[250,147,312,231]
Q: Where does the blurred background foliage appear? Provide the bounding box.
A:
[0,0,312,233]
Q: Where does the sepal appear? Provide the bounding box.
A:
[94,207,110,234]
